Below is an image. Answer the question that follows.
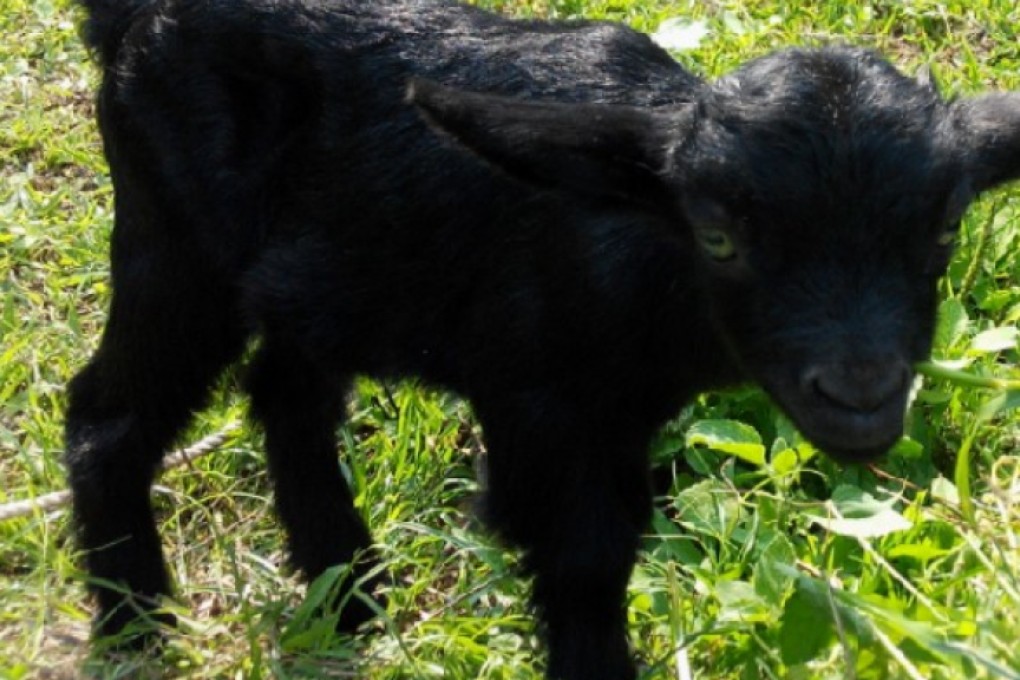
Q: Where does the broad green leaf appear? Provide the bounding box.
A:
[673,479,742,537]
[773,415,818,465]
[888,436,924,459]
[828,485,895,516]
[753,530,797,606]
[715,579,768,622]
[1005,299,1020,324]
[779,581,835,665]
[686,419,766,467]
[770,447,800,475]
[806,511,910,538]
[795,442,818,465]
[930,476,960,507]
[885,541,954,562]
[933,298,969,353]
[648,508,703,564]
[806,486,911,538]
[969,325,1018,354]
[978,288,1015,313]
[977,388,1020,421]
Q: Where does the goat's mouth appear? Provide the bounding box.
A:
[762,362,913,464]
[792,405,906,463]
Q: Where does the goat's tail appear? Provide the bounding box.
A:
[77,0,155,65]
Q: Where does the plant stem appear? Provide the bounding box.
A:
[915,361,1020,391]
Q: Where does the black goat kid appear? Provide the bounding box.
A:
[68,0,1020,677]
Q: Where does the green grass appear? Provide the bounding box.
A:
[1,0,1018,678]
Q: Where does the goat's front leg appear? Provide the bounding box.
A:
[245,342,382,631]
[479,397,653,680]
[528,497,644,680]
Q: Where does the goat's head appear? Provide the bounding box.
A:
[410,47,1020,463]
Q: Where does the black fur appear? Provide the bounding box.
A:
[67,0,1020,677]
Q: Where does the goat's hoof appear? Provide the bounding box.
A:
[334,590,386,634]
[302,556,389,634]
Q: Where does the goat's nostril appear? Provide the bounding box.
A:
[805,363,909,413]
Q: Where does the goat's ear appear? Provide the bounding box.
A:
[408,79,680,209]
[952,92,1020,192]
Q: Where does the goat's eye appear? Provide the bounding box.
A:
[937,222,961,247]
[696,228,737,261]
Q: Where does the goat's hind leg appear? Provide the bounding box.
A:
[65,242,246,644]
[246,342,382,631]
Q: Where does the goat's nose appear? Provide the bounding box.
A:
[802,361,910,413]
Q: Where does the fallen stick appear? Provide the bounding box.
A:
[0,423,240,522]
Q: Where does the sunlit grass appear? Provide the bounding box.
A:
[1,0,1018,678]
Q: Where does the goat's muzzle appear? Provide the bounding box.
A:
[792,359,912,462]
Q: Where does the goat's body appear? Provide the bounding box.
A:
[88,0,735,443]
[68,0,1020,677]
[95,0,715,399]
[72,3,718,677]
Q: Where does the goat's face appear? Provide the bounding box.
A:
[411,46,1020,463]
[675,49,966,462]
[679,180,955,462]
